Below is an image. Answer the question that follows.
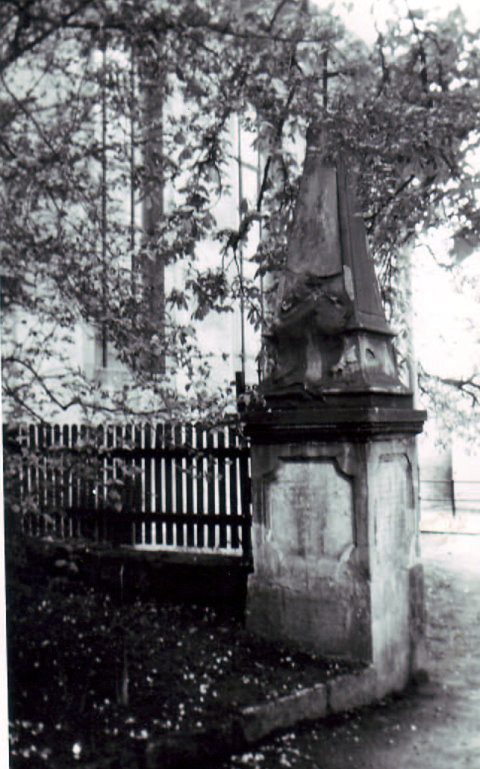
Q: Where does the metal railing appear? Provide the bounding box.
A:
[420,479,480,518]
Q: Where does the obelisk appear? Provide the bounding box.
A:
[244,124,427,696]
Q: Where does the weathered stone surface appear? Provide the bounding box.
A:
[366,439,422,691]
[144,669,387,767]
[245,404,426,442]
[409,562,428,674]
[266,458,353,560]
[261,126,407,401]
[238,683,328,744]
[244,122,426,706]
[247,579,371,661]
[245,429,425,697]
[246,441,372,661]
[327,668,377,713]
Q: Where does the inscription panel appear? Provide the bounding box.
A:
[266,459,353,560]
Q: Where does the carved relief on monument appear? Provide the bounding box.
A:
[265,458,354,561]
[264,272,354,390]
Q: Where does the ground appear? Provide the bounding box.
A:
[7,532,480,768]
[223,533,480,769]
[7,543,356,768]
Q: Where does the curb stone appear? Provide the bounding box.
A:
[236,682,328,744]
[145,666,381,768]
[327,667,378,713]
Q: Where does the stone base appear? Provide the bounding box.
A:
[245,419,426,689]
[247,578,371,661]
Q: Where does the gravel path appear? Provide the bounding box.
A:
[224,533,480,769]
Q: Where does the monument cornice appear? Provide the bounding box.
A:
[244,405,427,443]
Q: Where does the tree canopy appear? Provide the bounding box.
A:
[1,0,479,429]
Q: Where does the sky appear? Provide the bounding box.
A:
[311,0,480,42]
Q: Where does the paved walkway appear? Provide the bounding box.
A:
[225,533,480,769]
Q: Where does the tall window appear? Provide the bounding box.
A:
[91,45,166,379]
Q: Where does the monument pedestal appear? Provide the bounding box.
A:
[245,406,426,695]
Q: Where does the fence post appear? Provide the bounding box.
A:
[451,478,456,518]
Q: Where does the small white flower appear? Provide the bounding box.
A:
[72,742,82,759]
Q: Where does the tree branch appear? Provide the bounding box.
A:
[2,355,181,418]
[420,365,480,406]
[365,174,415,230]
[0,0,95,75]
[374,32,390,97]
[406,4,430,96]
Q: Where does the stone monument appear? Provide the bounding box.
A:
[244,125,427,697]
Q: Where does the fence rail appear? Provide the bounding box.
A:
[3,423,252,558]
[420,479,480,518]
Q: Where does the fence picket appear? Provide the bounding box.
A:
[71,424,79,513]
[78,425,88,527]
[37,424,45,535]
[133,425,144,545]
[185,424,194,547]
[239,435,251,560]
[5,420,251,557]
[174,424,184,547]
[155,423,164,544]
[206,429,215,549]
[195,424,205,549]
[62,424,70,533]
[17,426,28,535]
[217,428,227,549]
[164,423,174,546]
[51,424,60,536]
[228,427,240,550]
[143,424,152,544]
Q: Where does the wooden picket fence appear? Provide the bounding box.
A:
[4,423,252,558]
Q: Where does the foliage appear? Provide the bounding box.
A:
[418,362,480,446]
[1,0,479,428]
